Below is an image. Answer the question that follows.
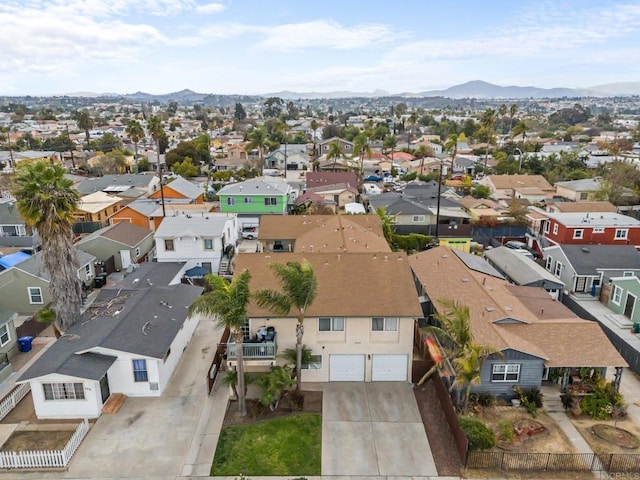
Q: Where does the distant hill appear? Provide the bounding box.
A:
[586,82,640,96]
[264,89,389,99]
[414,80,584,99]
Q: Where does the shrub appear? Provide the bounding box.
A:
[513,386,543,417]
[498,420,515,443]
[459,417,496,451]
[476,392,496,407]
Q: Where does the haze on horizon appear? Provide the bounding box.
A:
[1,0,640,96]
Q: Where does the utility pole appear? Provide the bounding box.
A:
[66,123,75,169]
[434,160,444,243]
[159,168,166,217]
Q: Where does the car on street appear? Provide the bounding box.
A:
[363,175,383,182]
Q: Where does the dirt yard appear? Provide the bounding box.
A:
[572,416,640,455]
[223,390,322,426]
[1,429,74,451]
[469,406,576,453]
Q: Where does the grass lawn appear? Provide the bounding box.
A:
[211,413,322,476]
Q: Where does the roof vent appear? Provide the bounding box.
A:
[461,277,469,282]
[486,306,495,312]
[582,247,590,253]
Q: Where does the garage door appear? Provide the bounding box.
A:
[372,354,408,381]
[329,354,365,381]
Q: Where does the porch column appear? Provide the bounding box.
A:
[614,366,623,392]
[561,368,570,393]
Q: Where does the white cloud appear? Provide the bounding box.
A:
[195,2,226,14]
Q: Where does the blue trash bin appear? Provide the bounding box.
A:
[18,336,34,353]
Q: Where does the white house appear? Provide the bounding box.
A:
[17,263,203,419]
[154,213,238,275]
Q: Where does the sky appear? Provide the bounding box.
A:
[1,0,640,96]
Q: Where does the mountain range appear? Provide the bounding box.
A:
[64,80,640,101]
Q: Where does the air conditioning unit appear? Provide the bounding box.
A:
[149,382,159,391]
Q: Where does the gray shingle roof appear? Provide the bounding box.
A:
[217,177,291,196]
[0,202,24,225]
[154,214,231,238]
[17,250,95,281]
[561,244,640,274]
[164,176,203,199]
[18,282,203,382]
[75,174,156,194]
[484,247,563,287]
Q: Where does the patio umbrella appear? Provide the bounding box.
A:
[185,265,210,277]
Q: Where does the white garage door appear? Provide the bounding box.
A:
[329,354,365,381]
[372,354,408,381]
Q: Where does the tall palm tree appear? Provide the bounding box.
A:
[444,133,460,179]
[326,140,344,171]
[254,261,318,392]
[189,270,252,416]
[480,108,497,172]
[383,134,398,160]
[451,343,502,410]
[246,126,268,175]
[75,109,94,151]
[352,132,372,183]
[125,119,144,169]
[310,119,319,160]
[414,144,434,177]
[511,120,528,149]
[12,161,82,333]
[509,104,519,135]
[147,115,164,173]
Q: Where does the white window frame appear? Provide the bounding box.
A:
[243,197,253,204]
[623,271,635,277]
[203,239,213,250]
[491,364,520,382]
[28,287,43,304]
[42,382,85,401]
[371,317,398,331]
[552,223,558,235]
[412,215,425,223]
[573,229,583,239]
[554,261,563,277]
[135,247,141,258]
[301,354,323,370]
[615,229,629,240]
[264,197,277,206]
[226,197,236,206]
[164,239,174,251]
[0,323,10,347]
[318,317,344,332]
[593,226,605,234]
[132,359,148,382]
[84,264,92,277]
[545,256,553,271]
[612,285,623,305]
[544,220,550,234]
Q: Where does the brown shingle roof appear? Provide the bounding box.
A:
[551,201,617,213]
[409,246,626,367]
[99,222,152,247]
[234,252,422,318]
[487,174,553,191]
[305,172,358,189]
[258,215,391,253]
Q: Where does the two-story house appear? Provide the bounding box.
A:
[539,211,640,247]
[75,191,124,228]
[154,213,238,275]
[232,252,422,382]
[147,176,204,204]
[479,174,554,203]
[554,178,603,202]
[317,137,354,157]
[0,201,40,254]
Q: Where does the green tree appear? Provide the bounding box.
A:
[254,261,318,392]
[75,109,94,150]
[92,132,120,153]
[352,132,372,182]
[246,126,268,175]
[147,115,164,173]
[452,344,501,410]
[234,103,247,121]
[480,108,497,171]
[256,366,295,410]
[471,185,490,199]
[189,271,252,416]
[172,156,199,177]
[310,119,319,158]
[511,120,528,150]
[383,134,398,159]
[326,140,345,171]
[444,133,462,179]
[263,97,284,118]
[125,119,144,167]
[12,161,82,333]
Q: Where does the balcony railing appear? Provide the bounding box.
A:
[226,338,277,359]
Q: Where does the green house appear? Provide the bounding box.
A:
[217,177,293,215]
[608,275,640,327]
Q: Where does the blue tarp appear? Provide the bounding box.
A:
[0,251,31,270]
[185,265,210,277]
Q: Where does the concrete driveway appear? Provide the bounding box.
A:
[322,382,437,476]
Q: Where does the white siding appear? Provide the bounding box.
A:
[29,375,102,419]
[157,313,200,390]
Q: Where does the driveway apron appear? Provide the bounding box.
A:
[322,382,437,476]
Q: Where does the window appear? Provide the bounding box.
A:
[28,287,43,304]
[302,355,323,370]
[42,382,85,400]
[226,197,236,206]
[264,197,277,206]
[243,197,253,204]
[545,256,553,271]
[593,227,605,233]
[612,285,623,305]
[318,317,344,331]
[203,239,213,250]
[84,264,91,277]
[544,221,550,234]
[164,239,174,251]
[623,271,635,277]
[0,323,10,347]
[135,247,141,258]
[554,261,564,277]
[552,223,558,235]
[132,359,148,382]
[371,317,398,331]
[491,364,520,382]
[573,229,583,239]
[615,229,628,240]
[412,215,425,223]
[579,192,588,200]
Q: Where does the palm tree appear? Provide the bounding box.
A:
[480,108,497,172]
[125,119,144,169]
[246,126,268,175]
[75,109,94,151]
[310,119,319,159]
[444,133,460,179]
[352,132,372,182]
[509,104,519,134]
[254,261,318,392]
[383,134,398,161]
[146,116,164,173]
[326,140,344,171]
[451,344,502,410]
[414,144,434,177]
[511,120,528,149]
[189,270,252,416]
[12,161,82,333]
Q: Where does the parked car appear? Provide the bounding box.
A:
[241,226,258,239]
[364,175,383,182]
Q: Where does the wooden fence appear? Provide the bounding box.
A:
[0,383,30,422]
[206,327,230,394]
[0,419,90,469]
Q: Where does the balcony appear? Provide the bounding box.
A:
[227,333,277,359]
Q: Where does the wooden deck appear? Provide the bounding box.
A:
[101,393,126,414]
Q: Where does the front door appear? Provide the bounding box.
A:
[99,374,110,404]
[624,293,636,319]
[575,276,587,293]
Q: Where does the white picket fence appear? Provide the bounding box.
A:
[0,383,30,422]
[0,419,90,469]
